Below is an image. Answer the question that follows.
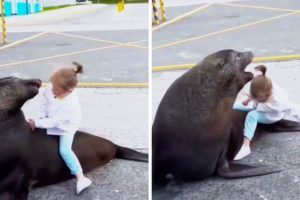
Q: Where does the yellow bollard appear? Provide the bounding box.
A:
[152,0,159,25]
[118,0,125,13]
[1,0,7,44]
[159,0,166,21]
[118,2,122,12]
[122,0,125,11]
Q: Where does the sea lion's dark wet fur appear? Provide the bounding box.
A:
[0,77,147,199]
[152,50,300,187]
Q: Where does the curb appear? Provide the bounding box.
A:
[42,82,148,88]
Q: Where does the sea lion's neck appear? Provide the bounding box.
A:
[217,98,236,112]
[0,109,26,126]
[0,110,8,121]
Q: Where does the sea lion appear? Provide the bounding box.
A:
[0,77,147,199]
[152,49,300,187]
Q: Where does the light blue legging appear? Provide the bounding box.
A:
[59,134,83,175]
[233,102,279,140]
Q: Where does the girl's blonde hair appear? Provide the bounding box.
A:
[51,62,83,91]
[250,65,272,98]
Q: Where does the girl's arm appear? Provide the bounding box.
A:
[35,106,73,129]
[38,88,48,119]
[256,95,282,112]
[28,87,49,130]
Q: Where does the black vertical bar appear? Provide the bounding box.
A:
[26,0,28,14]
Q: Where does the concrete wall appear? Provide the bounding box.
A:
[42,0,76,7]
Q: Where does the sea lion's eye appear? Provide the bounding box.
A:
[218,59,226,68]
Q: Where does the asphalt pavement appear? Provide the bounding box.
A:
[153,0,300,67]
[0,4,148,83]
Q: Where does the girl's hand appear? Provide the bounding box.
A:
[28,119,36,131]
[242,98,252,106]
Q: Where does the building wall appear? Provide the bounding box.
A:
[3,0,75,16]
[42,0,76,7]
[4,0,43,16]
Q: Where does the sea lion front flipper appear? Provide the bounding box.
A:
[217,161,282,178]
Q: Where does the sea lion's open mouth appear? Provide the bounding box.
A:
[26,80,42,89]
[244,71,254,80]
[239,52,254,82]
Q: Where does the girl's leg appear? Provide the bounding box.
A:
[235,110,277,160]
[243,110,275,140]
[59,135,92,194]
[59,134,82,175]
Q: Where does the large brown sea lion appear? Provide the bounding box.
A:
[0,77,147,199]
[152,49,300,187]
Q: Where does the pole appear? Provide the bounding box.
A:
[1,0,7,44]
[26,0,28,14]
[152,0,159,25]
[159,0,166,21]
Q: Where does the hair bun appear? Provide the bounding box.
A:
[254,65,267,75]
[72,61,83,74]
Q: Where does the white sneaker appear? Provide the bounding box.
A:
[234,145,251,160]
[76,176,92,195]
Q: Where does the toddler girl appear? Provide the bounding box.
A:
[234,65,300,160]
[28,62,92,194]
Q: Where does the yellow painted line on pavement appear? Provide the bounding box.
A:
[0,37,148,68]
[153,54,300,72]
[130,39,148,44]
[0,44,119,68]
[218,3,299,13]
[54,32,147,49]
[78,82,148,88]
[42,82,148,88]
[253,54,300,62]
[152,4,211,32]
[0,32,48,51]
[153,11,298,50]
[153,63,193,72]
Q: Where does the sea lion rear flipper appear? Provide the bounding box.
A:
[258,119,300,132]
[115,145,148,162]
[217,162,282,178]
